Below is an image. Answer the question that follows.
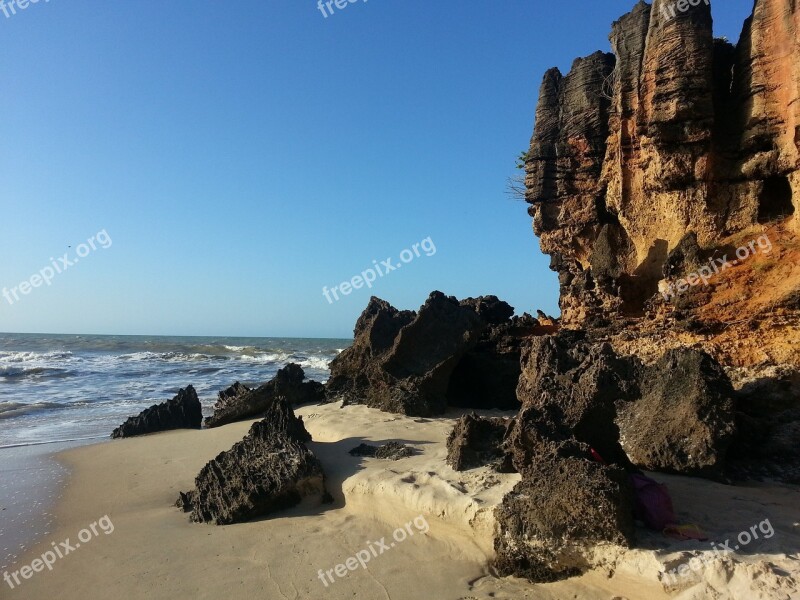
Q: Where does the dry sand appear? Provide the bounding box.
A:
[4,403,799,600]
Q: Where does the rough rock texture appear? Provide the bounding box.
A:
[111,386,202,439]
[205,364,324,428]
[445,413,514,472]
[513,331,641,468]
[492,333,638,582]
[348,442,415,460]
[493,435,635,582]
[178,397,328,524]
[446,311,545,411]
[728,365,800,482]
[328,292,506,416]
[523,0,800,369]
[615,348,736,480]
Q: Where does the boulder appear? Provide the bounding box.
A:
[178,397,328,524]
[493,435,635,582]
[111,386,202,439]
[615,348,736,480]
[327,292,486,416]
[205,364,324,428]
[514,331,641,467]
[445,413,514,472]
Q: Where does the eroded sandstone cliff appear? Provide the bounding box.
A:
[525,0,799,369]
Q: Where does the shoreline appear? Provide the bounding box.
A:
[5,403,799,599]
[0,439,104,572]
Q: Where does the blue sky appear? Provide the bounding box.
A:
[0,0,755,338]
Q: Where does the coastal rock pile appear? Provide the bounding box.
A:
[492,333,638,581]
[111,386,202,439]
[178,396,329,524]
[205,363,324,428]
[327,292,549,416]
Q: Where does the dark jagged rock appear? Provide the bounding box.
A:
[205,364,324,428]
[327,292,486,416]
[325,297,416,404]
[111,386,202,439]
[492,333,638,582]
[328,292,551,415]
[493,435,635,582]
[615,348,736,480]
[445,413,514,472]
[216,381,251,404]
[178,397,327,524]
[348,441,414,460]
[446,313,542,411]
[458,296,515,325]
[513,332,640,468]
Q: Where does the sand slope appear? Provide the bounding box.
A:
[4,403,799,600]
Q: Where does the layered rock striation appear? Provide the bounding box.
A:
[524,0,800,363]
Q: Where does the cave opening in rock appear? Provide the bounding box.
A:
[758,176,794,223]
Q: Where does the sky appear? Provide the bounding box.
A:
[0,0,755,338]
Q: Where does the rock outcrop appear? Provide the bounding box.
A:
[111,386,202,439]
[205,364,324,428]
[327,292,538,416]
[178,397,328,524]
[523,0,800,369]
[445,413,514,472]
[446,308,544,411]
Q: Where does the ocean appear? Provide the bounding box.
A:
[0,333,350,570]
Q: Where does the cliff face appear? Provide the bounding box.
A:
[525,0,800,369]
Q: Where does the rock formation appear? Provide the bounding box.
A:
[205,363,324,428]
[523,0,800,369]
[178,396,329,524]
[445,413,514,472]
[615,348,736,479]
[327,292,541,416]
[493,432,636,582]
[348,441,415,460]
[111,386,202,439]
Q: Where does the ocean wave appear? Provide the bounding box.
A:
[296,356,331,371]
[0,401,66,420]
[0,350,74,363]
[0,365,74,381]
[117,351,228,363]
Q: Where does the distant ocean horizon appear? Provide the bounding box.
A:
[0,333,351,448]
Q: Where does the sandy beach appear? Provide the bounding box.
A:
[2,403,796,600]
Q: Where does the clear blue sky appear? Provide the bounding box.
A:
[0,0,754,338]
